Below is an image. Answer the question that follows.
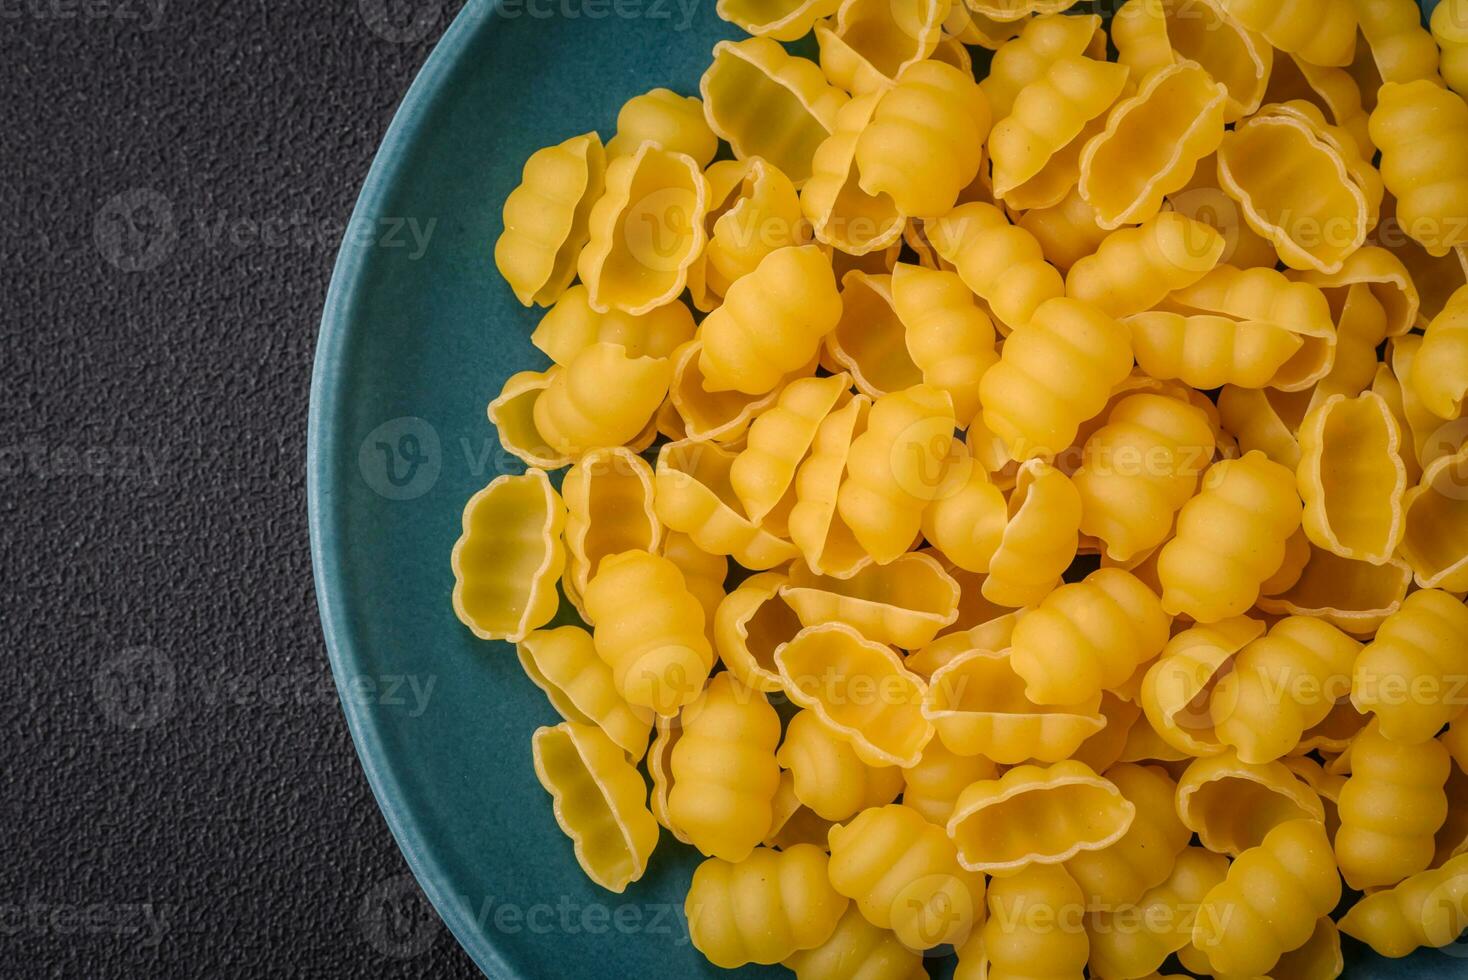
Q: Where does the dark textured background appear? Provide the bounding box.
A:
[0,2,485,975]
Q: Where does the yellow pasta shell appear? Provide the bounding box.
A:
[655,438,799,569]
[1085,844,1229,979]
[801,93,906,257]
[781,552,960,650]
[1369,80,1468,257]
[782,904,927,980]
[900,738,998,827]
[532,342,672,457]
[1257,542,1414,635]
[605,87,718,166]
[1356,0,1443,86]
[1296,391,1407,564]
[1410,283,1468,419]
[976,866,1089,980]
[487,368,573,470]
[1336,718,1451,890]
[1112,0,1272,122]
[827,272,922,398]
[1401,445,1468,591]
[716,0,841,40]
[1174,751,1326,856]
[1435,0,1468,97]
[982,459,1082,607]
[1065,763,1193,910]
[1351,588,1468,743]
[1217,0,1357,67]
[813,0,949,95]
[776,709,904,822]
[892,262,997,425]
[691,156,806,311]
[731,373,850,525]
[561,447,659,608]
[714,572,800,695]
[927,201,1066,334]
[494,131,606,307]
[518,627,654,761]
[1141,615,1265,757]
[1066,211,1225,317]
[530,284,694,366]
[1016,186,1111,272]
[1339,850,1468,958]
[789,393,872,576]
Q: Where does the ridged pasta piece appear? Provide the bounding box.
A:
[1086,846,1229,979]
[979,297,1133,462]
[700,38,847,186]
[1370,80,1468,257]
[781,553,960,650]
[531,721,659,892]
[1217,385,1305,468]
[982,459,1082,607]
[1352,588,1468,743]
[1410,284,1468,420]
[1208,617,1362,765]
[659,532,726,641]
[561,447,659,610]
[731,373,849,525]
[1436,0,1468,97]
[783,904,927,980]
[828,803,986,950]
[901,739,998,827]
[1218,103,1375,273]
[667,340,810,444]
[853,60,990,218]
[988,55,1131,202]
[1296,392,1407,564]
[927,202,1066,334]
[801,95,906,256]
[837,383,956,564]
[654,439,799,570]
[715,572,801,693]
[685,844,849,968]
[716,0,840,41]
[826,272,921,398]
[1339,851,1468,958]
[1066,213,1225,317]
[1079,62,1227,228]
[921,462,1008,574]
[1016,186,1110,271]
[494,132,606,307]
[668,674,781,861]
[487,369,572,470]
[531,285,694,366]
[1292,243,1421,340]
[923,649,1104,764]
[1073,394,1216,562]
[979,12,1103,121]
[1175,751,1326,855]
[789,394,871,576]
[1141,616,1265,757]
[1118,716,1193,765]
[451,469,566,643]
[777,710,903,822]
[765,770,838,850]
[1257,542,1414,635]
[1009,567,1171,707]
[700,245,841,395]
[904,607,1024,678]
[891,263,997,425]
[1157,451,1302,622]
[1064,764,1193,908]
[1193,819,1342,978]
[1112,0,1272,121]
[775,622,932,767]
[576,143,708,314]
[532,343,671,456]
[1336,718,1451,890]
[980,865,1089,980]
[814,0,948,95]
[1401,446,1468,590]
[948,760,1135,873]
[518,627,654,760]
[1168,174,1282,270]
[690,157,806,311]
[646,714,686,843]
[584,550,714,717]
[1385,335,1447,473]
[1355,0,1442,86]
[1217,0,1357,67]
[1127,311,1304,390]
[604,88,718,166]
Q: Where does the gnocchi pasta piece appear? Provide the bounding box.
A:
[1126,311,1304,390]
[1297,392,1408,564]
[604,88,717,166]
[1015,186,1110,272]
[777,709,904,822]
[494,131,606,307]
[1352,588,1468,743]
[1072,393,1216,563]
[775,622,933,768]
[789,394,872,576]
[946,760,1136,873]
[1066,212,1226,317]
[920,462,1008,574]
[700,38,848,185]
[1436,0,1468,97]
[826,272,922,398]
[518,627,654,761]
[690,157,806,312]
[979,12,1103,121]
[853,60,991,219]
[927,202,1066,334]
[715,0,840,42]
[714,571,801,694]
[487,369,573,470]
[1336,718,1451,890]
[828,803,987,950]
[900,738,998,827]
[1370,80,1468,257]
[891,263,997,426]
[700,245,842,395]
[666,340,809,445]
[1209,617,1362,765]
[1401,446,1468,591]
[980,865,1090,980]
[659,531,727,640]
[781,552,960,650]
[685,844,848,968]
[1175,751,1326,855]
[561,447,659,609]
[1217,0,1358,67]
[654,438,800,570]
[1193,819,1342,978]
[1009,567,1172,707]
[782,904,927,980]
[1410,284,1468,420]
[1085,846,1229,980]
[1141,616,1267,757]
[1157,451,1302,623]
[1079,62,1228,229]
[1291,243,1421,340]
[532,342,671,457]
[1257,542,1414,635]
[982,459,1083,608]
[923,648,1105,764]
[1216,384,1305,469]
[531,722,659,893]
[1354,0,1442,87]
[814,0,949,95]
[801,95,906,256]
[1111,0,1272,121]
[451,469,566,643]
[531,285,694,365]
[584,550,715,717]
[731,373,850,525]
[669,673,782,862]
[837,383,956,564]
[1338,851,1468,958]
[1064,764,1193,908]
[978,297,1134,462]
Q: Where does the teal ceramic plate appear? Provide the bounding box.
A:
[308,0,1461,976]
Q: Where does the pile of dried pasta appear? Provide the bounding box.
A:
[453,0,1468,975]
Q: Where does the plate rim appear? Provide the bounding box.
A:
[306,1,505,976]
